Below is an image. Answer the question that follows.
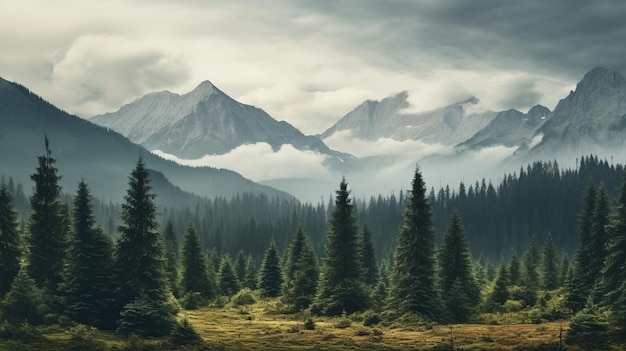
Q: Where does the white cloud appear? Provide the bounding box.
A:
[323,129,452,158]
[152,143,333,182]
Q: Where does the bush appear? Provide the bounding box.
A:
[0,321,44,343]
[362,310,382,326]
[170,317,203,346]
[65,324,106,351]
[334,318,351,329]
[231,288,257,306]
[566,303,611,349]
[303,317,315,330]
[180,292,208,310]
[503,300,523,313]
[117,294,177,337]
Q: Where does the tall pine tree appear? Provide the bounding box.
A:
[600,174,626,308]
[181,223,214,299]
[259,240,283,298]
[283,227,319,310]
[311,178,369,315]
[115,157,176,336]
[359,224,378,287]
[540,233,559,291]
[61,180,117,329]
[27,137,67,293]
[437,212,480,322]
[0,184,20,298]
[163,221,180,298]
[387,167,439,319]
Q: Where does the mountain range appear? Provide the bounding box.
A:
[3,67,626,204]
[320,94,498,146]
[0,77,291,204]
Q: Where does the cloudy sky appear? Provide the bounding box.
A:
[2,0,626,135]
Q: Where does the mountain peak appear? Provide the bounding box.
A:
[190,80,220,97]
[577,67,626,92]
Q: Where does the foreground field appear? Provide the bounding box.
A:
[2,302,623,351]
[185,304,568,351]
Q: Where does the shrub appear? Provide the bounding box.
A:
[65,324,106,351]
[170,317,203,346]
[231,288,257,306]
[503,300,523,313]
[303,317,316,330]
[180,292,208,310]
[334,318,351,329]
[362,310,382,326]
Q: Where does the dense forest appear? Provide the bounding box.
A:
[1,142,626,350]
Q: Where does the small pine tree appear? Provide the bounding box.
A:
[359,224,378,287]
[283,228,319,310]
[0,184,20,298]
[0,267,47,325]
[234,250,247,285]
[558,252,570,288]
[438,212,480,322]
[520,236,539,307]
[180,223,213,299]
[387,167,439,319]
[259,240,283,298]
[243,256,258,290]
[163,221,180,298]
[488,263,510,307]
[540,233,559,291]
[509,250,521,286]
[218,256,240,296]
[61,181,117,329]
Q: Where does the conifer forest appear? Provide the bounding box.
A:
[1,141,626,350]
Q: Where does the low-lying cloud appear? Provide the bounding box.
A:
[153,143,333,182]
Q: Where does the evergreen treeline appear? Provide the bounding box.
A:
[2,139,626,348]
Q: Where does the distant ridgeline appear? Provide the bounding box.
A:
[3,154,623,263]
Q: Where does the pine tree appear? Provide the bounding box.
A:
[558,252,570,288]
[359,224,378,287]
[540,233,559,291]
[437,212,480,322]
[311,178,369,315]
[234,250,248,285]
[283,227,319,310]
[243,256,258,290]
[0,184,20,298]
[600,174,626,308]
[488,263,510,307]
[520,236,539,307]
[387,167,439,319]
[589,185,610,302]
[61,181,117,329]
[115,157,176,336]
[259,240,283,298]
[27,137,67,293]
[0,267,47,325]
[509,250,521,286]
[218,256,240,296]
[163,221,180,297]
[568,183,601,312]
[180,223,213,299]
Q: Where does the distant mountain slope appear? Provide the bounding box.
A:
[0,77,291,203]
[320,93,497,146]
[457,105,551,150]
[516,67,626,161]
[90,81,334,159]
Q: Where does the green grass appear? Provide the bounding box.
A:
[1,300,624,351]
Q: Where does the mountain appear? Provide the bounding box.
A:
[90,81,335,159]
[457,105,551,150]
[0,77,291,203]
[516,67,626,161]
[320,92,498,146]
